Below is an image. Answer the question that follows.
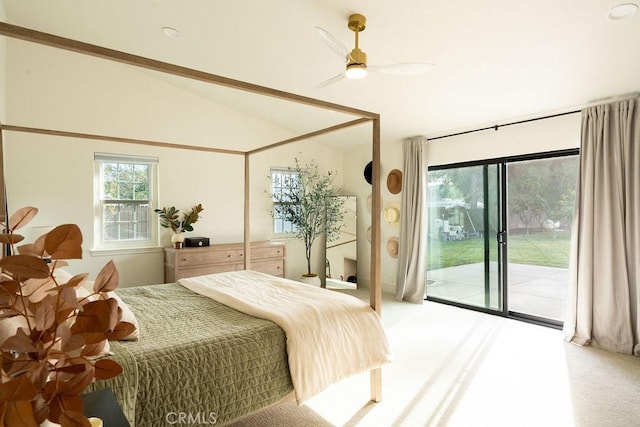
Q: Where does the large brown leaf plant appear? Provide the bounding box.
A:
[0,207,132,426]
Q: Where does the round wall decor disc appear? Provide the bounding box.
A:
[364,161,373,185]
[384,202,401,227]
[387,169,403,194]
[387,237,399,258]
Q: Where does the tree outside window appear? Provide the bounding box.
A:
[94,153,158,249]
[271,167,300,234]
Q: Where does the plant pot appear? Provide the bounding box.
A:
[300,274,321,287]
[171,233,185,249]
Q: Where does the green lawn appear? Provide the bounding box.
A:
[428,230,572,270]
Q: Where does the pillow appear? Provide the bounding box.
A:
[85,338,111,360]
[52,268,74,283]
[108,291,140,341]
[76,283,140,341]
[0,314,111,359]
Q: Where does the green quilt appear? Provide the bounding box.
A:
[86,283,293,426]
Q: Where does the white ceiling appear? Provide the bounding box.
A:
[3,0,640,148]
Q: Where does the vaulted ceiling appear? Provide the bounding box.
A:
[3,0,640,147]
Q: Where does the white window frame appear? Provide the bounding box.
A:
[271,167,300,236]
[93,153,159,251]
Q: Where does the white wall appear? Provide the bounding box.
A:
[4,36,347,286]
[336,132,406,293]
[4,130,247,286]
[427,113,581,166]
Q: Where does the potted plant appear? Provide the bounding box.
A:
[270,157,345,284]
[0,207,130,426]
[154,204,204,248]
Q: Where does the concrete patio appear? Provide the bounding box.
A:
[427,262,569,322]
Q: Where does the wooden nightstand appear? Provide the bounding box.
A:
[82,388,130,426]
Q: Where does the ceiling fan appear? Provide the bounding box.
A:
[315,13,435,88]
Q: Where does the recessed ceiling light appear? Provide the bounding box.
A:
[607,3,639,20]
[161,26,181,38]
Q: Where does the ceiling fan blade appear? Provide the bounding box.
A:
[316,72,346,88]
[315,26,351,63]
[368,62,436,76]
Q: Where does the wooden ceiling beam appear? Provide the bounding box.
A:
[0,22,379,121]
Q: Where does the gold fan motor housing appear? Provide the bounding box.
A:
[348,48,367,66]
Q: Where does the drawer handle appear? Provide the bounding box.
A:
[227,254,232,258]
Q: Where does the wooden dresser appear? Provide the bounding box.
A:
[164,241,285,282]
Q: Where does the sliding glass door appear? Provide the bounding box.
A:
[426,164,503,311]
[506,155,578,322]
[426,151,578,325]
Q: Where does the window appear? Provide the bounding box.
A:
[426,149,579,326]
[94,153,158,249]
[270,167,300,234]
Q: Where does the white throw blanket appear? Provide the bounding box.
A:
[179,270,392,404]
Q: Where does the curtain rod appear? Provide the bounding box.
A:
[427,110,580,141]
[428,91,639,142]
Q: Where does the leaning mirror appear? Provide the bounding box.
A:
[325,195,357,289]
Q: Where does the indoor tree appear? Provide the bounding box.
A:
[270,157,345,277]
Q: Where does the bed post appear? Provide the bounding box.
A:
[0,125,6,259]
[370,116,382,402]
[0,125,5,225]
[244,153,251,269]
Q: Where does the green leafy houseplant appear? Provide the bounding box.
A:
[270,158,346,276]
[154,204,204,234]
[0,207,132,427]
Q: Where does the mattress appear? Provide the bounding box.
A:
[180,270,392,404]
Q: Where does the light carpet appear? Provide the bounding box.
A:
[229,289,640,427]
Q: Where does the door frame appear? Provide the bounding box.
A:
[426,148,579,328]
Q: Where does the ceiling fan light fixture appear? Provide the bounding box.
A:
[345,47,368,79]
[345,64,368,79]
[161,26,181,38]
[316,13,435,87]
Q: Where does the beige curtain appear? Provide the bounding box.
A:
[395,137,429,303]
[564,97,640,356]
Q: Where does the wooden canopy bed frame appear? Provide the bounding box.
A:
[0,19,385,416]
